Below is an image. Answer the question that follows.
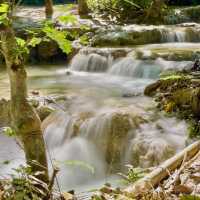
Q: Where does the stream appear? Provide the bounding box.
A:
[0,53,189,193]
[2,13,200,193]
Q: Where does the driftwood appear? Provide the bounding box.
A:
[124,140,200,197]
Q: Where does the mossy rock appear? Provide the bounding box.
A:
[91,29,162,47]
[144,76,191,97]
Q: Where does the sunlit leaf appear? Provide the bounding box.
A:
[43,25,72,54]
[0,3,9,13]
[28,37,42,47]
[58,14,77,24]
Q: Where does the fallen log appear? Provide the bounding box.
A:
[124,140,200,197]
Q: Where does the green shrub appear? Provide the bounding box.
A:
[87,0,167,23]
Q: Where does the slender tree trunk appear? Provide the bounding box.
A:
[0,19,49,184]
[78,0,89,16]
[45,0,53,19]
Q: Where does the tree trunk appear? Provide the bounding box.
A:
[0,24,49,184]
[78,0,89,16]
[45,0,53,19]
[143,0,166,24]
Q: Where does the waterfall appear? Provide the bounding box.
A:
[70,53,109,72]
[176,30,186,42]
[51,137,106,190]
[41,108,188,190]
[161,29,186,42]
[124,117,187,168]
[155,58,193,71]
[44,111,75,148]
[108,58,162,79]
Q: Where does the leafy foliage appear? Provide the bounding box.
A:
[16,37,29,55]
[1,165,49,200]
[58,14,77,25]
[42,22,72,54]
[27,37,42,48]
[118,165,145,184]
[87,0,166,23]
[0,3,9,26]
[2,127,16,137]
[188,120,200,138]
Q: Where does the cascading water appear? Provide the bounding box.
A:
[0,40,193,193]
[161,29,186,42]
[108,58,162,79]
[70,53,109,72]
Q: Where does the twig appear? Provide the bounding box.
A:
[48,167,60,199]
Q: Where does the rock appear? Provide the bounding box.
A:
[31,90,40,95]
[91,27,162,47]
[172,185,193,195]
[190,88,200,117]
[144,80,161,96]
[36,106,55,121]
[130,137,175,168]
[66,70,72,76]
[37,40,59,60]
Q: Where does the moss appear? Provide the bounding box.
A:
[144,76,191,97]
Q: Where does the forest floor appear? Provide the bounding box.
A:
[143,151,200,200]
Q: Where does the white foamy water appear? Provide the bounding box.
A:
[70,53,109,72]
[161,29,186,42]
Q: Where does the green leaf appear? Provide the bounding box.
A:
[43,25,72,54]
[16,37,26,48]
[58,15,77,24]
[0,13,8,25]
[80,35,89,45]
[28,37,42,47]
[122,0,141,9]
[15,37,29,55]
[3,127,16,137]
[0,3,9,13]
